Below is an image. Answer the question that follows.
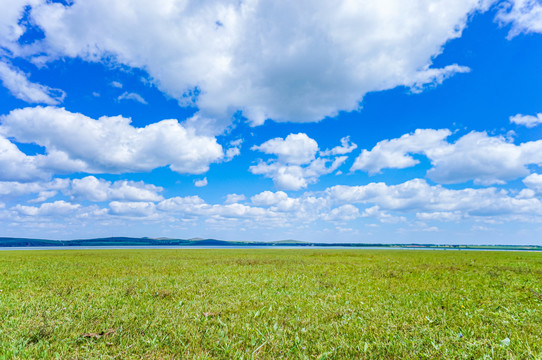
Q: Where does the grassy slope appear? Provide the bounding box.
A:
[0,249,540,359]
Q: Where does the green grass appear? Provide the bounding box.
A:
[0,249,540,359]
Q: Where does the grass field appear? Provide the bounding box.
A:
[0,249,540,359]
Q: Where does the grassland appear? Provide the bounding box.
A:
[0,249,540,359]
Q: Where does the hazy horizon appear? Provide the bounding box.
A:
[2,1,542,245]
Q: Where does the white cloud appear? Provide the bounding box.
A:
[13,200,80,216]
[523,173,542,193]
[251,133,348,190]
[250,157,346,191]
[110,81,123,88]
[351,129,542,185]
[109,201,156,217]
[70,176,163,202]
[361,206,406,223]
[252,133,318,165]
[28,190,58,203]
[224,193,245,204]
[351,129,451,174]
[328,178,542,216]
[251,190,293,208]
[1,0,490,131]
[408,64,471,93]
[224,139,243,160]
[194,177,208,187]
[0,178,69,197]
[510,113,542,128]
[0,61,65,104]
[0,106,224,178]
[118,91,147,104]
[496,0,542,38]
[322,204,360,221]
[0,176,163,204]
[0,0,43,53]
[6,176,542,230]
[0,135,45,182]
[426,132,538,185]
[320,136,358,156]
[416,211,462,221]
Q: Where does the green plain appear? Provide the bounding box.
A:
[0,249,540,359]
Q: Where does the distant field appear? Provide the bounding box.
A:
[0,250,540,359]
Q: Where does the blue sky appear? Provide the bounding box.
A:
[1,0,542,244]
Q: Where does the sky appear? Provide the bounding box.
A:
[1,0,542,244]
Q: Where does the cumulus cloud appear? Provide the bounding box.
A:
[0,178,69,197]
[131,178,542,224]
[496,0,542,38]
[351,129,451,174]
[0,106,224,180]
[320,136,358,156]
[523,173,542,193]
[351,128,542,185]
[70,176,163,202]
[252,133,318,165]
[321,204,360,222]
[109,201,156,217]
[224,193,246,204]
[117,91,147,104]
[416,211,462,221]
[6,176,542,229]
[0,0,490,131]
[0,61,65,104]
[0,176,162,204]
[110,81,122,88]
[251,133,348,190]
[194,177,208,187]
[0,0,43,53]
[510,113,542,128]
[328,178,542,216]
[13,200,80,216]
[426,131,535,184]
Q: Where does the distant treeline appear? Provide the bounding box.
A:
[0,237,541,251]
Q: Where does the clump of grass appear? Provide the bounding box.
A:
[0,249,540,359]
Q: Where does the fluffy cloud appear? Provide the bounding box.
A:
[0,135,47,181]
[252,133,318,165]
[13,200,80,217]
[6,177,542,229]
[523,173,542,193]
[224,193,246,204]
[328,178,542,216]
[0,106,224,180]
[1,0,490,130]
[320,136,358,156]
[0,0,42,53]
[496,0,542,38]
[134,179,542,223]
[194,177,208,187]
[0,178,69,197]
[118,92,147,104]
[0,176,162,204]
[510,113,542,128]
[351,129,451,174]
[251,133,347,190]
[70,176,163,202]
[109,201,156,217]
[0,61,65,104]
[426,131,534,184]
[351,129,542,185]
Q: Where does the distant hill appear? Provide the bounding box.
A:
[0,237,541,251]
[273,239,307,244]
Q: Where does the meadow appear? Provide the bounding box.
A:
[0,249,540,359]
